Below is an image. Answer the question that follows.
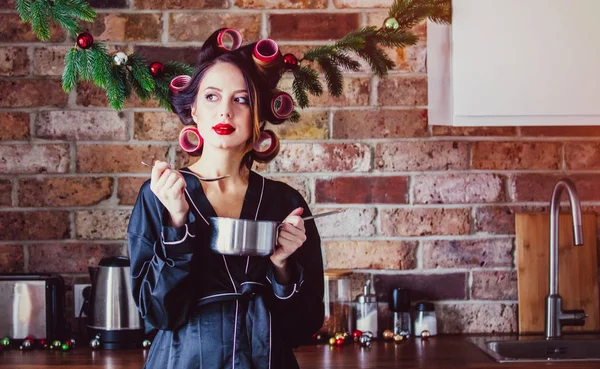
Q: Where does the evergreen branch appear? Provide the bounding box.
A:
[91,43,112,89]
[56,0,96,22]
[30,0,51,41]
[375,30,418,48]
[80,49,95,81]
[292,66,322,108]
[128,73,152,101]
[336,26,378,50]
[317,57,343,97]
[105,66,128,110]
[356,42,395,76]
[16,0,32,22]
[289,110,300,123]
[328,52,361,72]
[61,47,78,93]
[128,53,155,92]
[164,61,194,77]
[302,45,335,62]
[49,1,81,38]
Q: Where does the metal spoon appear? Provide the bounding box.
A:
[301,209,345,221]
[141,161,230,182]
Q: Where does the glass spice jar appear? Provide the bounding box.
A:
[320,269,354,336]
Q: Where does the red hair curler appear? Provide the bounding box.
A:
[217,28,243,51]
[252,39,279,66]
[271,91,294,120]
[179,126,203,153]
[252,129,280,162]
[170,75,191,94]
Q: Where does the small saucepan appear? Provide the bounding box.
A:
[208,210,344,256]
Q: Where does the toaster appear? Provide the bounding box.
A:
[0,274,67,341]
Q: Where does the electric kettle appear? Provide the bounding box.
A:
[87,256,144,349]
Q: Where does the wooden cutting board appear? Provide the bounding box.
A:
[516,212,599,334]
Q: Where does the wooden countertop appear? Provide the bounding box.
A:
[1,336,599,369]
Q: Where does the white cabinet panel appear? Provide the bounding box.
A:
[428,0,600,126]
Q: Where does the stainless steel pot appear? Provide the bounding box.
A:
[208,210,343,256]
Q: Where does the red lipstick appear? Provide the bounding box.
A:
[213,123,235,135]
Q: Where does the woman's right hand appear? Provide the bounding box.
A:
[150,160,189,227]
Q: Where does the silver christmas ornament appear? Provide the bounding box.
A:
[89,338,100,349]
[358,335,372,348]
[113,52,128,66]
[142,339,152,348]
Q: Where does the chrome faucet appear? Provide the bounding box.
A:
[545,178,587,339]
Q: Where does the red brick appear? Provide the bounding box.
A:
[381,208,470,236]
[377,75,427,106]
[267,111,329,140]
[279,76,371,107]
[375,141,469,171]
[471,270,518,300]
[521,126,600,137]
[90,0,128,7]
[36,111,128,140]
[134,46,199,69]
[86,13,162,42]
[0,0,16,8]
[77,144,169,173]
[175,148,197,169]
[437,303,517,333]
[169,13,261,42]
[19,178,114,207]
[134,112,181,141]
[0,112,30,140]
[316,208,376,238]
[0,14,66,42]
[270,13,359,41]
[472,142,561,170]
[0,79,68,108]
[431,126,517,137]
[75,210,132,240]
[333,0,392,7]
[264,175,310,201]
[422,238,514,268]
[136,0,227,9]
[0,211,70,240]
[0,245,24,272]
[324,240,417,270]
[474,205,546,235]
[0,47,29,76]
[0,180,12,206]
[375,273,468,301]
[332,109,428,139]
[271,143,371,173]
[237,0,326,8]
[117,177,149,205]
[28,243,125,273]
[510,174,600,202]
[0,144,69,174]
[366,14,427,73]
[75,81,160,108]
[414,174,506,204]
[32,46,71,76]
[315,176,408,204]
[565,142,600,170]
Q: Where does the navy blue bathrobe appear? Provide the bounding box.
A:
[127,169,325,369]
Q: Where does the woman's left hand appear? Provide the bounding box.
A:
[271,207,306,268]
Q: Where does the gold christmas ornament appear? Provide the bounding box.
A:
[383,329,395,340]
[421,330,431,340]
[393,334,405,344]
[383,17,400,31]
[328,337,336,346]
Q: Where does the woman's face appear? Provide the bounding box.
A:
[191,61,253,152]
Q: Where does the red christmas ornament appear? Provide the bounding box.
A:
[352,329,363,340]
[76,32,94,49]
[39,338,47,348]
[282,53,298,70]
[335,338,345,346]
[149,62,165,78]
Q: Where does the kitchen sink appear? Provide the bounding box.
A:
[470,336,600,363]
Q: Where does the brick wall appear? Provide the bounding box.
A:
[1,0,600,334]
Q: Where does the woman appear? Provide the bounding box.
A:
[127,29,324,369]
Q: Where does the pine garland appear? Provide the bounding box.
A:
[14,0,451,112]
